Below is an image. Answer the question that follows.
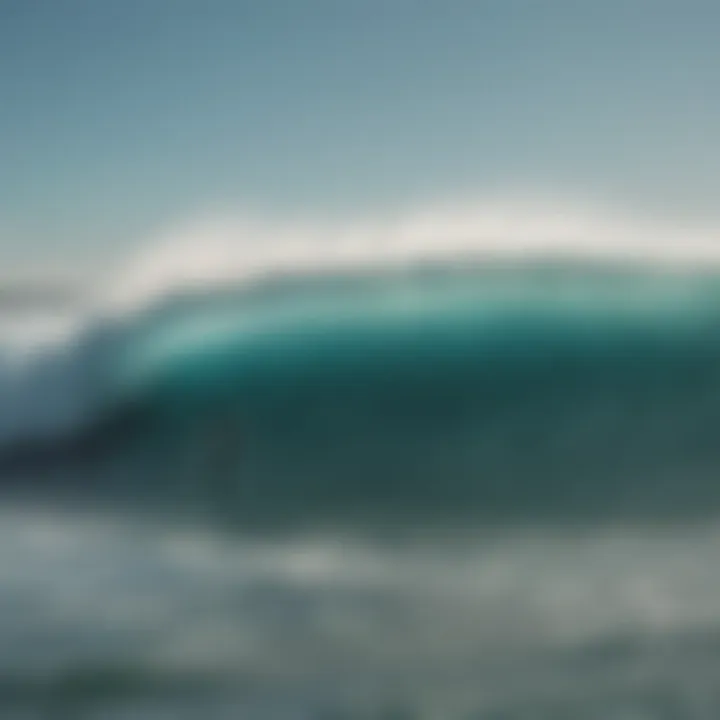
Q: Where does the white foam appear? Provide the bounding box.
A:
[101,194,720,314]
[2,508,720,713]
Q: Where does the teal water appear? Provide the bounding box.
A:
[89,264,720,530]
[6,262,720,717]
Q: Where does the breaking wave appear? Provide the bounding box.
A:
[6,197,720,528]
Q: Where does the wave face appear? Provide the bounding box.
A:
[7,257,720,530]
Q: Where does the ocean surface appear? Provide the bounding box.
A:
[5,223,720,717]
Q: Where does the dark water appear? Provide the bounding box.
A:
[5,262,720,717]
[101,264,720,528]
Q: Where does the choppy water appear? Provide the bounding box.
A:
[6,509,720,718]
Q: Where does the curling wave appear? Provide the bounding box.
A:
[6,198,720,529]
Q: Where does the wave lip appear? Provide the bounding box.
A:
[100,198,720,315]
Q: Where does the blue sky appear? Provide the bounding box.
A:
[2,0,720,273]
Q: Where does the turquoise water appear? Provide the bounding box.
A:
[6,262,720,717]
[82,264,720,530]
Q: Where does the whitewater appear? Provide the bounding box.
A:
[6,197,720,717]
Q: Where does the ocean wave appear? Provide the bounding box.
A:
[5,198,720,527]
[4,270,720,525]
